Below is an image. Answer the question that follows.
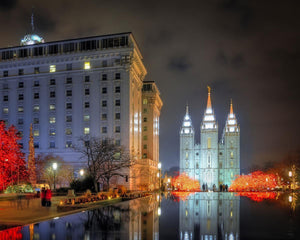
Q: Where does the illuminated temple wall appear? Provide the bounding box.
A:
[179,192,240,240]
[179,93,240,189]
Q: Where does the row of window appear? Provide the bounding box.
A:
[1,36,129,60]
[3,87,120,102]
[2,62,123,77]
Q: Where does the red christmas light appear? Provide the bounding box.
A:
[236,192,277,202]
[171,173,200,192]
[0,121,28,191]
[0,226,23,240]
[229,171,278,192]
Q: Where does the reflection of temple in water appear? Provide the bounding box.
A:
[180,192,240,240]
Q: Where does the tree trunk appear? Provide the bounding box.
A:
[106,178,110,192]
[94,180,99,192]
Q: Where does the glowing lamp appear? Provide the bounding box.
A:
[52,162,57,170]
[289,171,292,177]
[289,195,293,202]
[158,207,161,216]
[80,169,84,176]
[158,162,162,169]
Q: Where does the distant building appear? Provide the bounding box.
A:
[180,87,240,189]
[0,31,162,190]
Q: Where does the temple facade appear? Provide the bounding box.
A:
[180,87,240,190]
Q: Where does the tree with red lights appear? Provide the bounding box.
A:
[171,173,200,191]
[229,171,278,192]
[0,121,28,191]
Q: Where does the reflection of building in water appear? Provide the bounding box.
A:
[180,88,240,189]
[129,194,160,240]
[179,192,240,240]
[20,196,159,240]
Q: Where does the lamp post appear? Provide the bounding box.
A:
[80,169,84,177]
[158,162,162,191]
[53,162,57,191]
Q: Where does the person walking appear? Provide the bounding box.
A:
[41,187,46,207]
[45,188,52,207]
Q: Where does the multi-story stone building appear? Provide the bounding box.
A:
[0,31,162,190]
[180,87,240,189]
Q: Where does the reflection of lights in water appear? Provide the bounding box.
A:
[158,207,161,216]
[289,195,293,202]
[236,192,277,202]
[157,195,160,201]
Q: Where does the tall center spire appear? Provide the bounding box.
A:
[206,86,212,112]
[202,86,217,130]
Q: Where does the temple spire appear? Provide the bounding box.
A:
[206,86,212,111]
[186,103,189,115]
[230,99,233,115]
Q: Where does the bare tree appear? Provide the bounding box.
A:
[35,154,74,188]
[75,137,134,192]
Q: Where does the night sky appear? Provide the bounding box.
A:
[0,0,299,172]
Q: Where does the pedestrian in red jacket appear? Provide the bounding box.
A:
[41,187,46,207]
[45,188,52,207]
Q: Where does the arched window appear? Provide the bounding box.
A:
[185,152,189,160]
[230,151,234,159]
[143,98,148,105]
[207,153,211,168]
[196,163,199,169]
[207,137,211,149]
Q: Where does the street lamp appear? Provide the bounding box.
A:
[53,162,57,191]
[80,169,84,177]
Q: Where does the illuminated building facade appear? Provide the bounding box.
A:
[0,32,162,190]
[180,87,240,189]
[179,192,240,240]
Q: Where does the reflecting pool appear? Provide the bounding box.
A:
[0,192,300,240]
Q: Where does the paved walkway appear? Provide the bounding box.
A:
[0,195,67,226]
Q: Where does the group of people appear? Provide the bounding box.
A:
[41,187,52,207]
[201,183,229,192]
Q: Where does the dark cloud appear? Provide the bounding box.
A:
[0,0,299,172]
[167,56,192,72]
[0,0,18,11]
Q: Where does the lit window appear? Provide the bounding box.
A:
[49,117,56,124]
[84,127,90,135]
[84,115,90,121]
[84,62,91,70]
[3,108,8,114]
[33,105,39,112]
[34,130,39,136]
[18,107,24,112]
[230,151,234,159]
[230,161,233,167]
[207,138,211,149]
[50,65,56,73]
[143,99,148,105]
[65,128,72,135]
[49,129,56,136]
[66,141,72,148]
[34,67,39,74]
[49,104,56,110]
